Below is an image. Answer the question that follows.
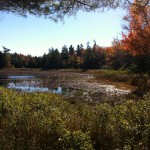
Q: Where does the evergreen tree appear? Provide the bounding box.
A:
[0,51,4,68]
[2,46,11,68]
[69,45,75,56]
[46,48,61,69]
[82,45,99,69]
[61,45,69,68]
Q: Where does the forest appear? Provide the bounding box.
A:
[0,3,150,72]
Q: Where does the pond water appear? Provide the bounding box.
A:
[0,75,69,94]
[0,74,131,102]
[0,75,35,79]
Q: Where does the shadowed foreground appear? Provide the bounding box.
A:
[0,87,150,149]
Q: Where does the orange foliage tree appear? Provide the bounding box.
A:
[122,2,150,71]
[105,38,130,69]
[122,4,150,56]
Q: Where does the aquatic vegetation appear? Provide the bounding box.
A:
[0,70,131,103]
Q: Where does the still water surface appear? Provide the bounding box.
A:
[0,74,131,102]
[0,75,65,93]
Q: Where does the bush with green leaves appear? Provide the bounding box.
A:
[0,87,150,149]
[0,87,93,150]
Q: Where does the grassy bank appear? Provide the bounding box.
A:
[87,69,150,96]
[0,87,150,149]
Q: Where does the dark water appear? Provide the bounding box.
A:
[0,75,65,93]
[0,75,130,102]
[0,75,35,79]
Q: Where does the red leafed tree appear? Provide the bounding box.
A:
[122,2,150,56]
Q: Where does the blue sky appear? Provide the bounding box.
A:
[0,9,126,56]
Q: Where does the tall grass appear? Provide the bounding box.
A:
[0,87,150,149]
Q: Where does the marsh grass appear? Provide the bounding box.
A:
[93,70,131,83]
[0,69,131,104]
[92,69,150,96]
[0,87,150,149]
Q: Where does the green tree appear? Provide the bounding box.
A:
[76,44,85,68]
[2,46,11,68]
[34,56,43,68]
[41,53,47,69]
[61,45,69,68]
[11,53,25,68]
[46,48,61,69]
[0,51,4,68]
[68,45,76,68]
[69,45,75,56]
[26,55,35,68]
[76,44,84,57]
[82,44,99,69]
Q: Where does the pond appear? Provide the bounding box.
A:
[0,75,70,94]
[0,73,131,102]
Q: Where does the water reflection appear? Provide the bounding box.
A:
[52,87,62,94]
[0,75,64,93]
[0,75,36,87]
[7,82,64,93]
[0,75,130,101]
[7,75,35,79]
[0,75,35,79]
[7,82,49,92]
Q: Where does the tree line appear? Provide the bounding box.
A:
[0,43,106,70]
[0,38,144,72]
[0,1,150,72]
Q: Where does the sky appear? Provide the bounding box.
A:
[0,8,126,56]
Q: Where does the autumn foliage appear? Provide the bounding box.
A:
[0,2,150,72]
[122,4,150,56]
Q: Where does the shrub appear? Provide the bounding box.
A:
[59,130,94,150]
[0,87,150,149]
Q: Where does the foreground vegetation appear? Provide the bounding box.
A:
[0,87,150,150]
